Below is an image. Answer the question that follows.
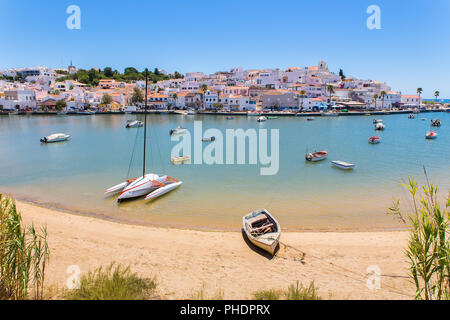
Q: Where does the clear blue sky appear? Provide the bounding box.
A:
[0,0,449,98]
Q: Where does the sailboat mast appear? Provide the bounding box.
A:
[143,68,148,177]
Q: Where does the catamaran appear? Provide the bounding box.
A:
[106,69,182,202]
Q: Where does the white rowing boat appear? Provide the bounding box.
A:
[331,160,355,170]
[243,209,280,256]
[126,120,144,128]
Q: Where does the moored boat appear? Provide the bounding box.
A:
[331,160,355,170]
[408,114,415,119]
[202,136,216,142]
[171,155,191,164]
[257,116,267,122]
[126,120,144,128]
[226,116,235,120]
[368,136,381,144]
[242,209,280,256]
[170,126,188,135]
[305,151,328,162]
[40,133,71,143]
[247,111,261,116]
[374,120,385,130]
[307,117,315,121]
[431,119,442,127]
[426,131,438,139]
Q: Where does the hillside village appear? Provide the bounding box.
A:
[0,61,428,113]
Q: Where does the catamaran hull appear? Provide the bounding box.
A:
[144,182,183,200]
[105,181,130,194]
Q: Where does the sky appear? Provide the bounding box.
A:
[0,0,449,98]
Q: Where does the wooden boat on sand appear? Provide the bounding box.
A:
[243,209,280,256]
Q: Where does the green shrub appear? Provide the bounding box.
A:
[253,281,321,300]
[387,175,449,300]
[64,263,156,300]
[189,284,224,300]
[0,194,49,300]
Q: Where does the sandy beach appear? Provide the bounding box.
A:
[17,200,415,300]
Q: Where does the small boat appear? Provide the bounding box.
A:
[77,110,95,115]
[242,209,280,256]
[247,111,261,117]
[187,109,196,115]
[331,160,355,170]
[126,120,144,128]
[202,136,216,142]
[431,119,442,127]
[307,117,315,121]
[408,114,415,119]
[421,118,427,121]
[170,126,188,135]
[375,121,386,130]
[267,116,279,119]
[368,136,381,144]
[426,131,438,139]
[305,151,328,162]
[257,116,267,122]
[40,133,71,143]
[226,116,235,120]
[364,113,371,116]
[171,155,191,164]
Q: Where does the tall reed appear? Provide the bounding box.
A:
[387,174,449,300]
[0,194,50,300]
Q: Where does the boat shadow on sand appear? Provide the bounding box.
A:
[241,229,279,260]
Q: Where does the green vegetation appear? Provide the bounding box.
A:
[55,100,67,111]
[189,284,224,300]
[0,194,49,300]
[56,67,183,87]
[339,68,346,80]
[64,263,157,300]
[387,175,449,300]
[252,281,321,300]
[130,87,144,105]
[101,94,112,105]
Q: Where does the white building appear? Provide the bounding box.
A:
[0,90,37,110]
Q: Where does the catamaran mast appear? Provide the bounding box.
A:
[143,68,148,177]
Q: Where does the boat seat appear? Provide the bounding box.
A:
[247,214,268,226]
[250,223,274,236]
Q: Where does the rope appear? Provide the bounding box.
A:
[275,240,413,298]
[126,126,141,179]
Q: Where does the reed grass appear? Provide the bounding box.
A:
[63,263,157,300]
[387,173,449,300]
[189,283,224,300]
[253,281,321,300]
[0,194,49,300]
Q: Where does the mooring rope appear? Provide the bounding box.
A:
[275,239,413,298]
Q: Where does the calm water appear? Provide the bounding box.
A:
[0,113,449,231]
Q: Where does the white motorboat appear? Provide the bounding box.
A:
[106,69,182,202]
[331,160,355,170]
[202,136,216,142]
[187,109,196,115]
[77,110,95,115]
[426,131,438,139]
[126,120,144,128]
[257,116,267,122]
[40,133,71,143]
[170,126,188,136]
[375,121,386,130]
[243,209,280,256]
[171,155,190,164]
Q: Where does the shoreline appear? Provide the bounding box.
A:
[1,108,449,117]
[5,191,408,233]
[16,199,414,300]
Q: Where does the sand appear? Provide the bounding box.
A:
[17,200,415,300]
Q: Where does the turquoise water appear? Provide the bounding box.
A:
[0,113,449,231]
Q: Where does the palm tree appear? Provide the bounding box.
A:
[417,88,423,107]
[380,91,387,110]
[373,94,378,109]
[326,85,335,105]
[434,90,440,104]
[299,90,307,112]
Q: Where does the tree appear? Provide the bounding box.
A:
[434,91,440,104]
[104,67,113,78]
[380,91,387,110]
[299,90,307,111]
[101,94,112,105]
[200,84,208,93]
[0,105,3,111]
[417,88,423,107]
[326,85,335,105]
[154,68,160,75]
[55,100,67,111]
[339,69,346,80]
[54,90,60,95]
[373,94,378,109]
[131,87,144,105]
